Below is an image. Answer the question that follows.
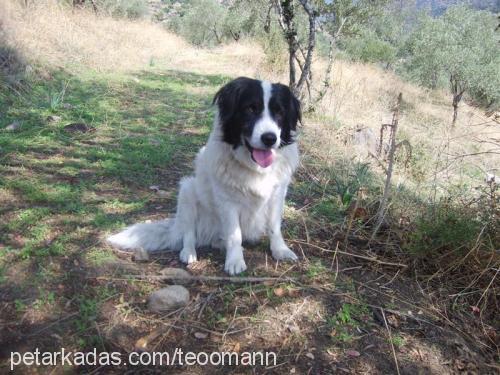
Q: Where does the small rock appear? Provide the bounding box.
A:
[305,352,314,360]
[132,248,149,262]
[148,285,190,312]
[194,332,208,339]
[62,103,74,110]
[156,190,169,197]
[287,324,300,333]
[159,267,192,284]
[5,121,21,131]
[46,115,62,123]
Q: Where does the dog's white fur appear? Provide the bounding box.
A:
[107,81,299,274]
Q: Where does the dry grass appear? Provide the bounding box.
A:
[1,0,188,72]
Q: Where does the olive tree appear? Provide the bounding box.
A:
[406,5,499,126]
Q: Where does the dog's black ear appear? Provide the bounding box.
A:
[213,77,248,120]
[213,77,251,147]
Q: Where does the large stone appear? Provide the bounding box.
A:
[148,285,189,312]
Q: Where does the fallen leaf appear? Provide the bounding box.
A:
[135,337,148,349]
[346,349,360,357]
[274,287,285,297]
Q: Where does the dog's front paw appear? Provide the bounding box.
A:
[272,246,298,261]
[179,248,197,264]
[224,251,247,275]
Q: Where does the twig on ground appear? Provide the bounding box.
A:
[290,239,407,268]
[92,274,296,284]
[381,308,401,375]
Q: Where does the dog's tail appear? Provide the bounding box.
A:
[106,219,182,252]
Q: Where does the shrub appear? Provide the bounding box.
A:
[165,0,271,47]
[178,0,227,46]
[340,29,397,66]
[405,204,483,257]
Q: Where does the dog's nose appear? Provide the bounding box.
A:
[261,132,277,147]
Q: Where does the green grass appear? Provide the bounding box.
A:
[1,68,226,242]
[0,67,229,344]
[327,301,370,345]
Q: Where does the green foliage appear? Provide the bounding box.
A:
[405,5,500,107]
[166,0,270,47]
[318,0,388,39]
[170,0,227,46]
[391,335,405,348]
[405,204,483,256]
[48,82,68,112]
[327,302,370,344]
[341,29,397,65]
[329,161,374,206]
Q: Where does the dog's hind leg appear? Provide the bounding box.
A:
[175,177,198,264]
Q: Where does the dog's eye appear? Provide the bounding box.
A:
[246,105,257,114]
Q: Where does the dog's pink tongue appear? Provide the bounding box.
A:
[252,148,275,168]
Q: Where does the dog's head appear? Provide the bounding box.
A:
[213,77,301,169]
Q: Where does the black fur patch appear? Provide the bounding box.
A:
[270,83,301,146]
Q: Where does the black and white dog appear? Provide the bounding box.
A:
[107,77,301,275]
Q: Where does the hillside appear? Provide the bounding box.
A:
[1,1,498,373]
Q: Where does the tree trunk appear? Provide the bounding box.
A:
[213,24,222,44]
[280,0,299,92]
[274,0,316,99]
[452,97,459,127]
[450,75,464,128]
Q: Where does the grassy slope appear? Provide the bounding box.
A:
[1,1,498,373]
